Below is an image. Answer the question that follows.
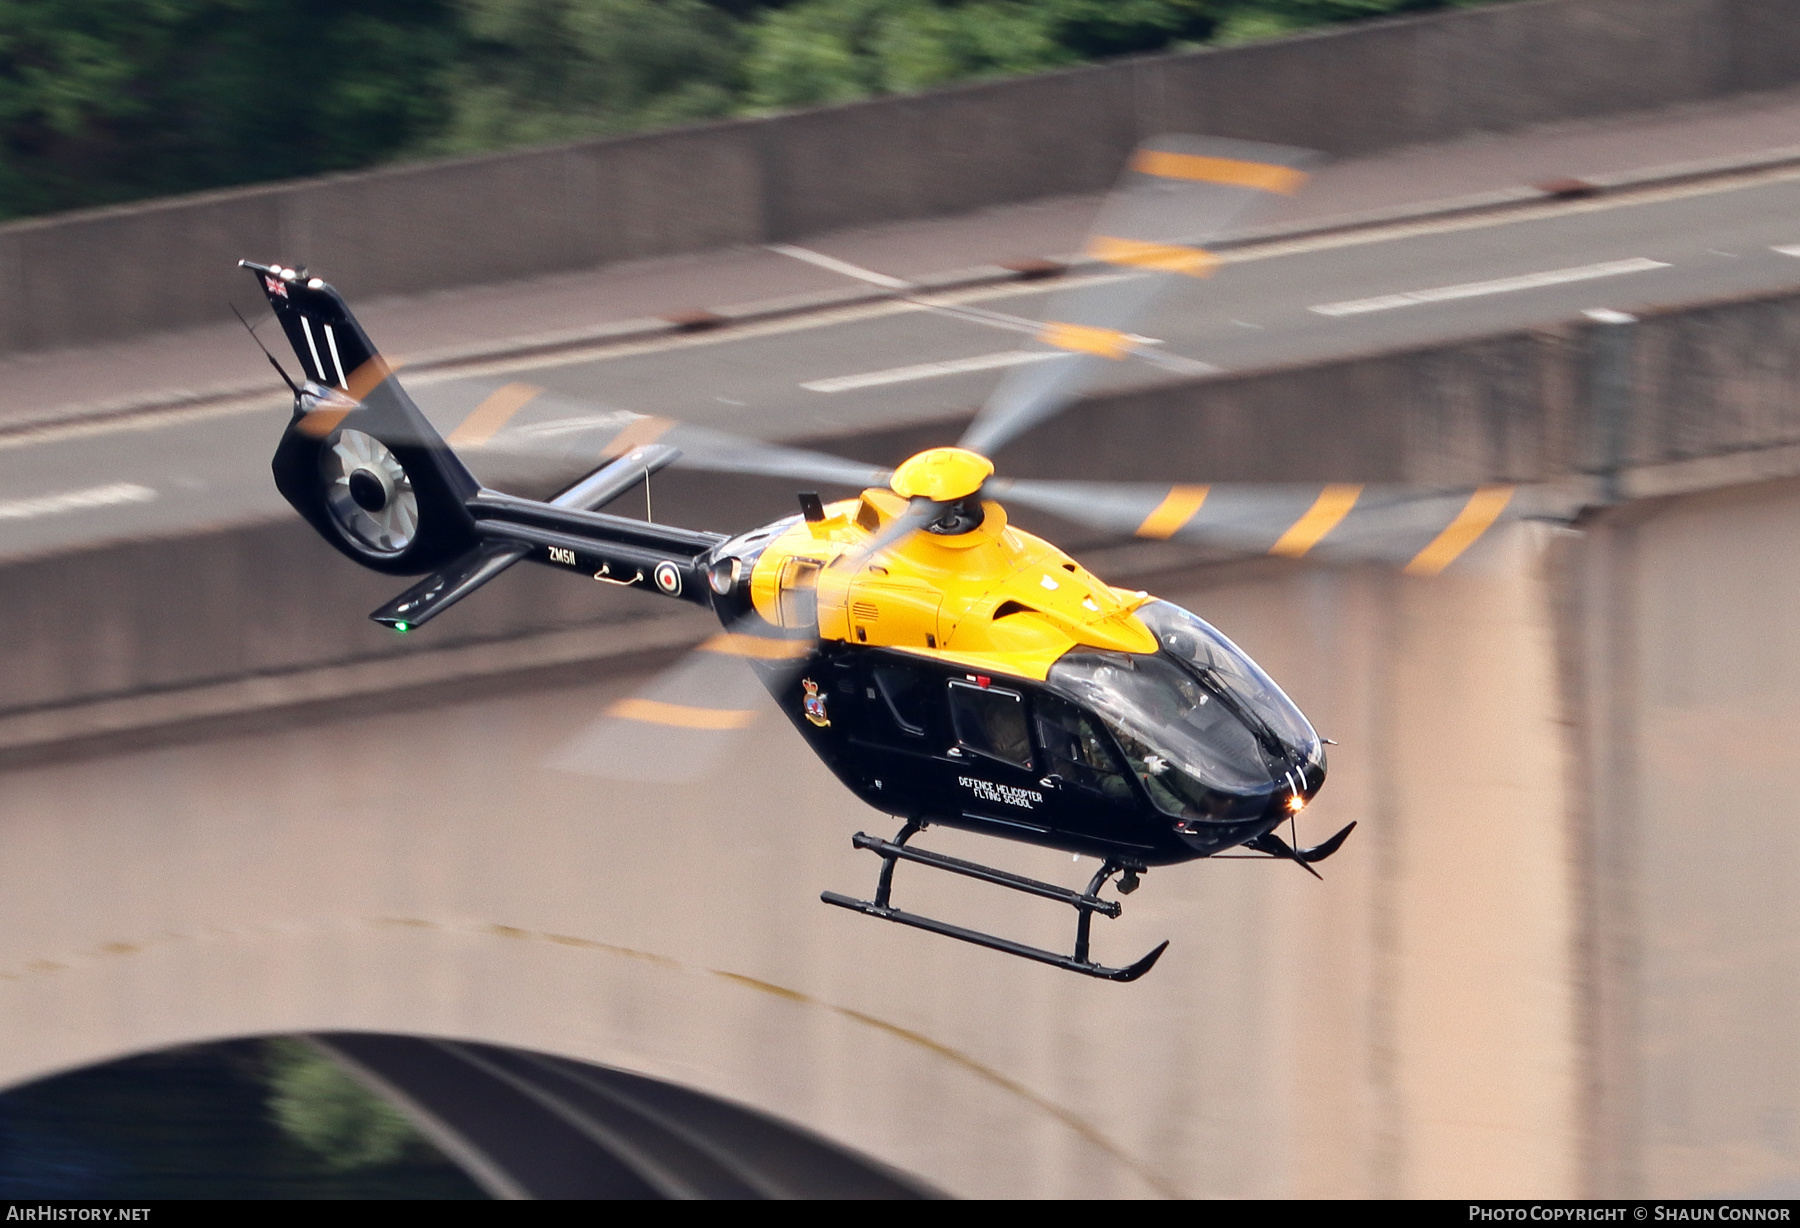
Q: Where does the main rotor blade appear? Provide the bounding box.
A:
[547,618,815,784]
[958,134,1321,459]
[431,383,893,490]
[994,478,1575,574]
[821,497,940,583]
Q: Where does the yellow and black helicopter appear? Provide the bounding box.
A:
[243,135,1536,982]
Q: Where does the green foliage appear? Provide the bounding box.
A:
[0,0,458,219]
[742,0,1071,109]
[424,0,744,155]
[1214,0,1474,44]
[263,1039,422,1172]
[1038,0,1219,59]
[0,0,1522,220]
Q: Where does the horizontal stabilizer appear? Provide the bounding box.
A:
[371,540,527,631]
[367,444,684,630]
[550,443,680,512]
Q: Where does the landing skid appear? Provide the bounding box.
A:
[821,822,1169,982]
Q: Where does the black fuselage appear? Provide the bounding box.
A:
[754,642,1309,869]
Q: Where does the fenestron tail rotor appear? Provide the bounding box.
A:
[958,134,1321,460]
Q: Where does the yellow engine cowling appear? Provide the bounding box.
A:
[748,487,1158,680]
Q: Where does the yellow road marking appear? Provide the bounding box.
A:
[1087,236,1220,277]
[1135,486,1209,539]
[1039,321,1132,360]
[607,697,757,729]
[602,414,677,458]
[1132,150,1308,194]
[1269,485,1362,557]
[699,633,813,660]
[446,382,542,446]
[1404,486,1516,576]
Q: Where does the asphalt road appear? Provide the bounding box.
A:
[9,164,1800,563]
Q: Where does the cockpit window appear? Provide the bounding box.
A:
[1050,652,1270,798]
[1036,695,1132,803]
[1135,601,1318,753]
[947,680,1033,770]
[1046,601,1320,823]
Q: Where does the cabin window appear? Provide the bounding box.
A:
[947,680,1033,770]
[1036,695,1133,802]
[873,665,931,736]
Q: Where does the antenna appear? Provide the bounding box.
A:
[232,302,301,397]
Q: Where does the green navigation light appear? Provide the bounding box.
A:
[394,621,410,633]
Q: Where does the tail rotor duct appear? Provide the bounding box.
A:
[322,428,419,556]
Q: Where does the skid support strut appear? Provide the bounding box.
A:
[821,822,1168,982]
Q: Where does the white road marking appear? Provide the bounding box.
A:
[1309,257,1671,317]
[1134,351,1224,376]
[802,349,1063,393]
[767,244,911,290]
[14,166,1800,455]
[1772,244,1800,258]
[0,482,156,520]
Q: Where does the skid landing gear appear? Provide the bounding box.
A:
[821,821,1169,982]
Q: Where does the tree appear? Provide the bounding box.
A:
[741,0,1218,110]
[0,0,458,219]
[424,0,745,155]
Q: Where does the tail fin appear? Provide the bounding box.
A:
[243,261,481,575]
[242,261,385,393]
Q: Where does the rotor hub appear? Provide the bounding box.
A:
[347,466,391,512]
[889,447,993,503]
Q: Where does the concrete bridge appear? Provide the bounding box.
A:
[5,0,1800,1193]
[4,457,1797,1197]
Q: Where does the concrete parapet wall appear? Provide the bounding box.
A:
[2,0,1797,356]
[1627,285,1800,466]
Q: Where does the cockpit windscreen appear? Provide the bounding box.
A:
[1046,601,1320,822]
[1135,601,1319,756]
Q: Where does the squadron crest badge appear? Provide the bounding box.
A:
[800,677,830,727]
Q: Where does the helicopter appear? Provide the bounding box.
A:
[241,135,1540,982]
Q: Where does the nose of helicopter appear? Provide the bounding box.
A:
[1279,750,1328,819]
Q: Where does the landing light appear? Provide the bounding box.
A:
[1287,794,1307,814]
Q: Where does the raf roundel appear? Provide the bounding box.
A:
[653,561,682,596]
